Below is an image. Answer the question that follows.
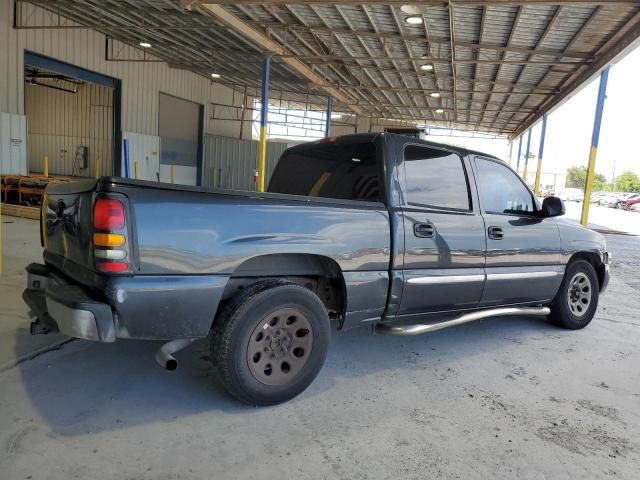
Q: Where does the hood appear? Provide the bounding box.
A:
[556,218,607,259]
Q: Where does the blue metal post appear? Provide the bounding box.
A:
[325,96,333,137]
[123,138,130,178]
[516,135,523,173]
[523,127,532,182]
[581,66,610,226]
[257,56,271,192]
[534,114,547,196]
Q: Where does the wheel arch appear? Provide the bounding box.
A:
[215,253,347,326]
[567,251,606,291]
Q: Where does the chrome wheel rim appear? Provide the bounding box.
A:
[567,272,591,317]
[246,307,314,386]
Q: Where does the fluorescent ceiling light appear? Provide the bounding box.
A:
[420,64,434,71]
[404,16,423,25]
[139,41,151,48]
[211,73,221,78]
[435,108,444,114]
[430,92,441,98]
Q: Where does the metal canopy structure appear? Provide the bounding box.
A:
[16,0,640,137]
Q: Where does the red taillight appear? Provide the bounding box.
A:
[94,199,125,231]
[95,261,129,273]
[93,198,129,274]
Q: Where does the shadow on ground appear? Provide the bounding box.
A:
[14,314,562,437]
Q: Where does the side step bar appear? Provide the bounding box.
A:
[374,307,551,336]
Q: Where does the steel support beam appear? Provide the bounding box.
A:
[516,135,523,174]
[197,3,363,117]
[257,56,271,193]
[523,128,532,182]
[508,141,513,167]
[193,1,640,6]
[534,114,547,196]
[253,23,592,59]
[325,96,333,137]
[581,67,610,227]
[511,10,640,140]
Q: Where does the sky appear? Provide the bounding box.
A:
[426,42,640,181]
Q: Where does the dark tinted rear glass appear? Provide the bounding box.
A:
[404,146,470,210]
[267,140,381,202]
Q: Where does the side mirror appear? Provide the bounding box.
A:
[540,196,565,218]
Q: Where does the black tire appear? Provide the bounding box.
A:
[211,280,330,406]
[549,259,599,329]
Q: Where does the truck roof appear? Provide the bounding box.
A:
[286,132,504,163]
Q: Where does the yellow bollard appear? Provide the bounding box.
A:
[170,164,175,184]
[0,200,3,274]
[134,161,139,180]
[95,158,100,179]
[43,155,49,177]
[257,126,267,192]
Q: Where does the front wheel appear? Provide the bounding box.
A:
[549,259,599,329]
[211,280,331,405]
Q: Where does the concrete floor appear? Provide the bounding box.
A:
[0,217,67,372]
[1,213,639,479]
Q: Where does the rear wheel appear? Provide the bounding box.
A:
[211,280,330,405]
[549,259,599,329]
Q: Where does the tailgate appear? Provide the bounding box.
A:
[42,178,98,270]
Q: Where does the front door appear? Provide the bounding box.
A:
[472,157,563,305]
[396,145,486,317]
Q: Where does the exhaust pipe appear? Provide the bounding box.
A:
[155,338,195,371]
[374,307,551,336]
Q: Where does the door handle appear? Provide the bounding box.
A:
[488,226,504,240]
[414,222,435,238]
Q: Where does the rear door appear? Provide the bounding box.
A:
[396,145,486,317]
[472,157,562,305]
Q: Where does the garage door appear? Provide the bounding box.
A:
[158,93,203,185]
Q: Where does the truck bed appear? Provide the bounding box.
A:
[38,176,392,338]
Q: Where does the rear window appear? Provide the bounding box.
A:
[267,140,381,202]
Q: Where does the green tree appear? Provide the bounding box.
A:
[566,166,587,189]
[593,173,608,191]
[614,171,640,192]
[565,166,607,191]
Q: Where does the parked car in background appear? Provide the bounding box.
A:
[596,192,618,206]
[590,192,606,204]
[630,203,640,213]
[621,195,640,210]
[558,188,584,202]
[603,192,636,208]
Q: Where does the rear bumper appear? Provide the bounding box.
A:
[23,262,229,341]
[23,263,116,342]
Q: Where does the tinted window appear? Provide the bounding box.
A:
[476,158,535,214]
[403,146,470,210]
[267,140,380,201]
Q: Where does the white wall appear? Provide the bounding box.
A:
[123,132,160,182]
[0,0,246,140]
[0,113,27,175]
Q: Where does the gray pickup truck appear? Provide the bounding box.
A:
[24,133,610,405]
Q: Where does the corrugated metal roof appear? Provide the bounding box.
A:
[21,0,640,137]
